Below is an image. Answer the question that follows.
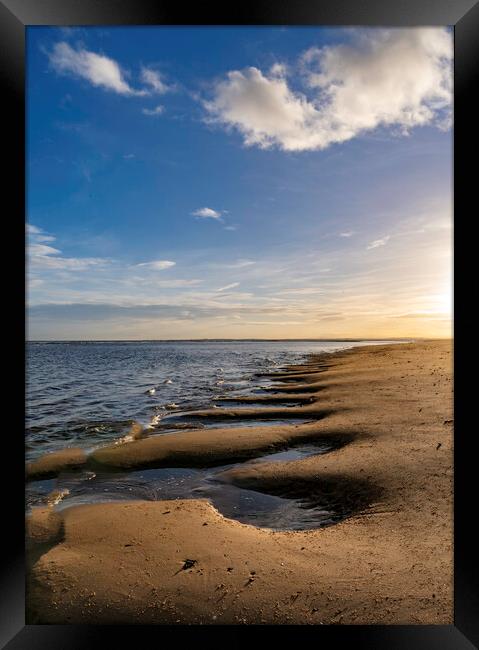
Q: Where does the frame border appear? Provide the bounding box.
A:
[2,1,478,647]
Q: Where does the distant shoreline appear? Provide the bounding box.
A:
[27,337,419,343]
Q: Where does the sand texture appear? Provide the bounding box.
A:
[26,341,453,624]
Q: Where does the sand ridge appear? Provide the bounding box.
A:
[26,447,88,480]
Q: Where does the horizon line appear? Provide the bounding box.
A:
[25,336,433,343]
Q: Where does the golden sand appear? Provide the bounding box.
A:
[26,341,453,624]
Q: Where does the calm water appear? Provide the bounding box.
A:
[26,339,402,529]
[26,339,396,460]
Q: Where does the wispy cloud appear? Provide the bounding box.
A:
[397,311,450,320]
[270,62,288,77]
[340,231,354,237]
[48,42,147,96]
[152,279,201,288]
[191,207,223,220]
[140,67,172,94]
[26,224,56,243]
[367,236,391,250]
[203,28,452,151]
[278,287,324,295]
[135,260,176,270]
[142,105,165,116]
[216,282,240,292]
[27,224,109,271]
[213,259,256,269]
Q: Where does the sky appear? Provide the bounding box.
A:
[27,26,453,340]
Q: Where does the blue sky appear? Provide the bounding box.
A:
[27,26,452,339]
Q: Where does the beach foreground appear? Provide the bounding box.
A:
[26,340,453,624]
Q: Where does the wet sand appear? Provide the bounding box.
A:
[26,340,453,624]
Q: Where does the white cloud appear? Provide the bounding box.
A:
[367,236,391,250]
[191,207,223,220]
[340,231,354,237]
[216,282,240,292]
[204,67,316,151]
[135,260,176,270]
[140,67,171,94]
[204,28,452,151]
[48,42,147,96]
[142,105,165,116]
[48,44,178,103]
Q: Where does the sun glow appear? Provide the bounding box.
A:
[433,276,453,316]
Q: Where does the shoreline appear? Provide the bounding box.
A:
[26,340,453,624]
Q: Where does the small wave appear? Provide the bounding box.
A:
[148,414,163,428]
[47,488,70,507]
[114,422,144,445]
[115,435,134,445]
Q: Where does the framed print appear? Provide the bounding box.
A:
[1,0,478,648]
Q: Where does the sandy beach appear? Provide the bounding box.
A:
[26,340,453,624]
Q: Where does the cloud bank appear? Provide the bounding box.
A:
[204,28,452,151]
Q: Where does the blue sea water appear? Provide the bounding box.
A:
[26,339,398,460]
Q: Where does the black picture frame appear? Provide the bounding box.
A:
[2,0,477,648]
